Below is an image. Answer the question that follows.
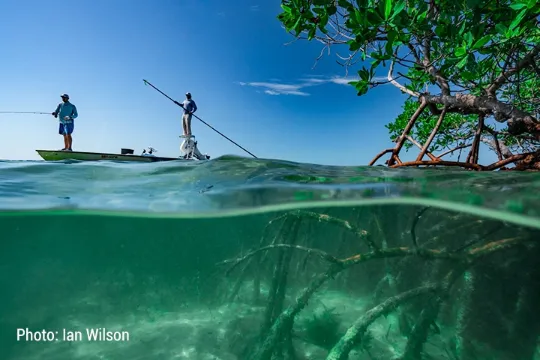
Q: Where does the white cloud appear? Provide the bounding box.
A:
[236,75,365,96]
[236,81,310,96]
[329,77,358,85]
[250,5,260,11]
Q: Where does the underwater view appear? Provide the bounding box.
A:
[1,157,540,360]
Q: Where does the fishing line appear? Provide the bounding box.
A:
[0,111,50,115]
[143,79,258,159]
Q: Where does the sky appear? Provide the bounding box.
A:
[0,0,499,166]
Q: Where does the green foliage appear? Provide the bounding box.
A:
[278,0,539,95]
[277,0,540,158]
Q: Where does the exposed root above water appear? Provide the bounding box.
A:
[369,99,540,171]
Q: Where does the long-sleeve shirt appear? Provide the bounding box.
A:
[54,102,78,123]
[182,99,197,115]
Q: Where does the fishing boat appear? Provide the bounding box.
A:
[35,148,181,162]
[36,141,210,162]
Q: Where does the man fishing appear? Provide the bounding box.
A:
[52,93,78,151]
[181,92,197,137]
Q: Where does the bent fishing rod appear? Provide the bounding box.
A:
[143,79,258,159]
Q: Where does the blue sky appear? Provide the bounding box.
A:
[0,0,498,166]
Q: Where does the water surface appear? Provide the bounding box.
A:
[1,156,539,359]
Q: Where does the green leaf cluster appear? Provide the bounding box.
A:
[277,0,540,159]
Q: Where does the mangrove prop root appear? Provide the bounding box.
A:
[390,160,484,170]
[228,258,253,303]
[261,217,298,337]
[436,143,472,159]
[261,245,286,336]
[452,223,504,253]
[400,267,466,360]
[368,96,538,170]
[416,106,448,162]
[248,264,343,360]
[369,148,394,166]
[485,151,538,170]
[466,114,485,164]
[259,214,290,268]
[294,219,316,285]
[244,236,532,360]
[288,210,376,251]
[467,236,525,258]
[401,295,443,360]
[377,140,539,171]
[411,207,430,250]
[260,210,376,251]
[406,135,438,161]
[387,98,428,166]
[273,220,301,323]
[219,235,530,274]
[326,284,439,360]
[453,270,475,360]
[226,217,289,302]
[492,130,504,161]
[219,244,344,267]
[513,149,540,171]
[370,215,398,304]
[252,216,290,303]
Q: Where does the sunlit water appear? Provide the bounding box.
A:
[1,156,539,360]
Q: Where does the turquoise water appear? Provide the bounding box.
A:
[1,156,540,359]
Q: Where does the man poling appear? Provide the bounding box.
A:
[178,91,208,160]
[142,79,257,160]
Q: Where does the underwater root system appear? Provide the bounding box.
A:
[217,209,540,360]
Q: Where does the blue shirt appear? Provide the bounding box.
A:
[182,99,197,114]
[54,101,78,123]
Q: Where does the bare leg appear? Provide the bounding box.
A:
[67,134,73,150]
[63,134,69,150]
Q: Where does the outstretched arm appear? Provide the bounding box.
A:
[52,104,61,117]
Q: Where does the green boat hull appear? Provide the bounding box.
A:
[35,150,188,162]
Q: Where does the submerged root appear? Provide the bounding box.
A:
[327,283,439,360]
[216,209,538,360]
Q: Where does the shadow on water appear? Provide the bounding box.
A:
[1,203,539,360]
